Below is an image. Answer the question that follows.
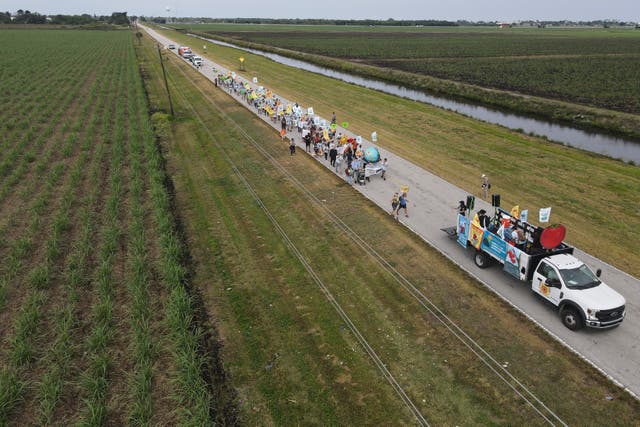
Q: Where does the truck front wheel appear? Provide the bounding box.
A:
[560,306,584,331]
[474,251,492,269]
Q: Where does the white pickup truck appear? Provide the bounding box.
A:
[190,55,203,67]
[452,208,625,330]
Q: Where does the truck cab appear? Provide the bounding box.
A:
[191,56,203,66]
[532,254,626,330]
[178,46,193,59]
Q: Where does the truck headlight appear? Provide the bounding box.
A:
[586,308,599,320]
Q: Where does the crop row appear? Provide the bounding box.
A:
[77,57,126,423]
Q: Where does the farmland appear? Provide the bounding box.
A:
[134,29,640,424]
[0,29,231,424]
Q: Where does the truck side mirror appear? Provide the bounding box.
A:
[547,278,561,288]
[596,268,602,278]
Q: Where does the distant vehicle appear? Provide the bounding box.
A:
[178,46,192,58]
[167,44,176,50]
[191,56,203,67]
[449,207,626,330]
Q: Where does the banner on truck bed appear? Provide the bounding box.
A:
[469,223,484,249]
[504,245,524,280]
[480,231,508,262]
[457,214,470,248]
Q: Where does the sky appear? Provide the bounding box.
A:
[4,0,639,22]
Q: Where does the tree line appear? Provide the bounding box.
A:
[0,10,130,25]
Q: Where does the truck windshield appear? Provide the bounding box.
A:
[559,264,601,289]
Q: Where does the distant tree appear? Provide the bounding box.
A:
[49,13,98,25]
[13,10,46,24]
[0,11,11,23]
[109,12,129,25]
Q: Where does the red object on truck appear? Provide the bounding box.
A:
[178,46,191,57]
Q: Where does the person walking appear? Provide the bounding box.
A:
[381,158,388,181]
[329,143,338,167]
[397,192,409,218]
[331,112,337,124]
[481,174,490,199]
[390,192,400,218]
[289,138,296,156]
[345,163,354,185]
[304,133,312,153]
[334,154,343,172]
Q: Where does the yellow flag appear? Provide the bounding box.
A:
[323,129,329,141]
[510,205,520,219]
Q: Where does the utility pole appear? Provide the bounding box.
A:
[157,44,174,116]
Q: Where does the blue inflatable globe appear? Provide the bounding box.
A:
[363,147,380,163]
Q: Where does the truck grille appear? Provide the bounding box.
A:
[596,305,625,321]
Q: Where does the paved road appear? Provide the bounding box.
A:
[143,26,640,398]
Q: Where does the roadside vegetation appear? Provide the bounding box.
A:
[135,30,640,425]
[181,24,640,140]
[0,29,230,424]
[152,26,640,278]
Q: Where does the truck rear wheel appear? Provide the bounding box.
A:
[474,251,492,269]
[560,306,584,331]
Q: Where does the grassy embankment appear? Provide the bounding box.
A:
[153,26,640,278]
[183,25,640,141]
[137,30,640,425]
[0,29,229,425]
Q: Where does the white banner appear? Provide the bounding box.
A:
[539,207,551,223]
